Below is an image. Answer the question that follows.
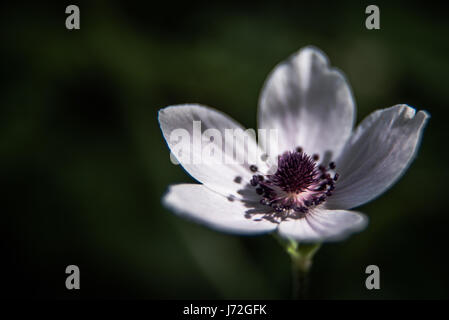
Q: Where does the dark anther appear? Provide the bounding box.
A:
[326,190,333,196]
[250,178,258,186]
[318,165,325,171]
[227,195,235,202]
[333,173,340,181]
[296,146,303,153]
[257,175,264,181]
[256,188,263,195]
[261,153,268,161]
[249,165,258,172]
[234,176,242,184]
[295,206,306,213]
[304,200,312,207]
[313,154,319,161]
[329,162,336,169]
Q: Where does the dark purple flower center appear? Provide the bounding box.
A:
[249,150,338,215]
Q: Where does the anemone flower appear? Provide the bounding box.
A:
[158,46,429,297]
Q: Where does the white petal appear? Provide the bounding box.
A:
[159,104,268,199]
[163,184,278,234]
[326,105,429,210]
[277,208,367,242]
[258,46,355,160]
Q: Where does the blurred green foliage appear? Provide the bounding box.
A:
[1,1,448,298]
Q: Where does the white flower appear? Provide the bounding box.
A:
[158,46,429,242]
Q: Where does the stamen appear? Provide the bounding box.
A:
[246,149,340,218]
[249,165,258,172]
[250,177,258,186]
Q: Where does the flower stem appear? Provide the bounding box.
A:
[290,250,312,299]
[274,235,321,300]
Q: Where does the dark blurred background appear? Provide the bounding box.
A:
[1,0,448,299]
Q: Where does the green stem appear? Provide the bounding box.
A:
[290,250,312,299]
[274,235,321,300]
